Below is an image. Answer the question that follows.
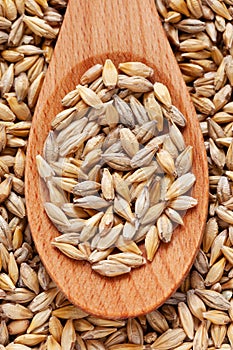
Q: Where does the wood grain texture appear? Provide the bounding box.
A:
[25,0,209,318]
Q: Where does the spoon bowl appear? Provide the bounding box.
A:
[25,0,209,318]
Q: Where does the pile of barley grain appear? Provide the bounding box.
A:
[37,59,196,278]
[0,0,233,349]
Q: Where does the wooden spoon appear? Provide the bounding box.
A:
[25,0,209,319]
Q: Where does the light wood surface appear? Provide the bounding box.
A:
[25,0,209,318]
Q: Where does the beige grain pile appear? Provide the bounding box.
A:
[0,0,233,348]
[37,59,196,277]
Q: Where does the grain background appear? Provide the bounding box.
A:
[1,0,233,349]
